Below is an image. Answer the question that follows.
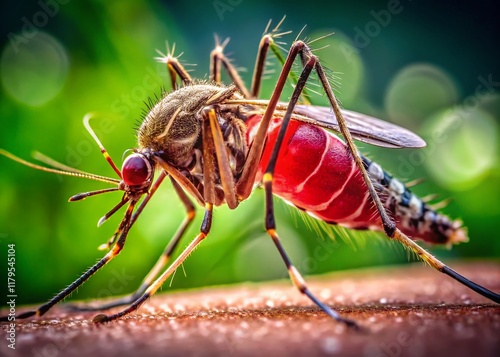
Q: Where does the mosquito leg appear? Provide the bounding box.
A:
[265,40,500,304]
[262,175,358,328]
[250,33,274,99]
[0,201,138,322]
[236,40,312,200]
[210,37,250,98]
[251,44,357,327]
[91,100,225,323]
[96,172,168,252]
[92,202,213,323]
[304,44,500,304]
[68,176,197,311]
[155,49,193,88]
[241,35,498,326]
[250,17,299,99]
[202,107,239,209]
[244,40,378,222]
[209,18,297,100]
[392,230,500,303]
[116,177,196,299]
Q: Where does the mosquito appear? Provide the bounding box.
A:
[1,19,498,328]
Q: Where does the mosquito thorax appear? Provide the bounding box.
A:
[137,83,240,167]
[121,153,153,188]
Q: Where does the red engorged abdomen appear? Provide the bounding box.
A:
[246,115,380,229]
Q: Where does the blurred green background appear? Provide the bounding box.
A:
[0,0,499,306]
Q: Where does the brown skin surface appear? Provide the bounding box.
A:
[1,262,499,357]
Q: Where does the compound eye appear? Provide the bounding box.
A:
[121,154,153,186]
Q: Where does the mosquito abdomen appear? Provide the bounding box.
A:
[247,115,468,246]
[362,156,468,245]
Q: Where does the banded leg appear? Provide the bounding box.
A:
[202,106,239,209]
[210,37,250,98]
[265,225,358,328]
[249,39,499,308]
[264,176,358,328]
[392,231,500,303]
[90,102,238,322]
[296,45,500,303]
[67,176,196,311]
[209,18,297,100]
[0,200,138,322]
[155,48,193,88]
[251,42,357,328]
[92,203,213,323]
[250,18,308,101]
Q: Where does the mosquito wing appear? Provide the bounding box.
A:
[293,104,426,148]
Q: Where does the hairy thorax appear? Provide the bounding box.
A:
[137,83,249,205]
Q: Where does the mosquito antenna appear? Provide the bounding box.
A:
[33,151,95,175]
[0,149,119,185]
[83,113,122,178]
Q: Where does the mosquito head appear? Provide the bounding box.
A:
[120,152,155,194]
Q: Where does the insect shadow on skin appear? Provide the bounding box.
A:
[0,18,498,329]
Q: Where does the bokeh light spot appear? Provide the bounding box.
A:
[422,107,498,190]
[1,31,69,106]
[385,64,458,130]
